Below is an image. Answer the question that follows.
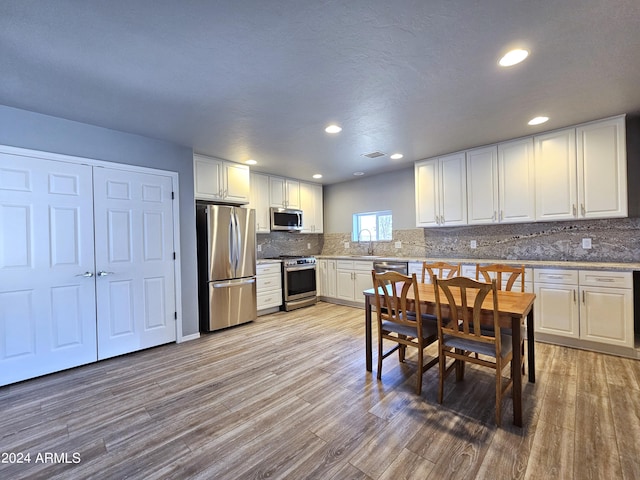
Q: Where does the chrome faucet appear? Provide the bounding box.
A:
[358,229,374,255]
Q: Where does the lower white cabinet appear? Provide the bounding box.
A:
[336,260,374,305]
[534,269,633,348]
[317,259,336,298]
[257,263,282,313]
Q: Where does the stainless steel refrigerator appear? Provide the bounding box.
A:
[196,203,257,332]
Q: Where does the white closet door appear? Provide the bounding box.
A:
[93,167,176,360]
[0,154,97,386]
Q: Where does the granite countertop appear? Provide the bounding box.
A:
[315,255,640,271]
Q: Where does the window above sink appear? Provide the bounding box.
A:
[352,210,392,242]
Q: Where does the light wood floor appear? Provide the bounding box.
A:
[1,302,640,479]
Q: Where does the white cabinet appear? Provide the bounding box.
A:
[498,137,536,223]
[299,181,323,233]
[194,154,250,204]
[256,263,282,313]
[534,269,633,348]
[336,260,373,305]
[318,259,337,298]
[466,146,499,224]
[270,176,300,209]
[415,152,467,227]
[535,116,627,221]
[248,172,271,233]
[576,116,627,219]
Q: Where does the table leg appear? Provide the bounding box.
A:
[365,295,372,372]
[512,315,523,427]
[527,307,535,383]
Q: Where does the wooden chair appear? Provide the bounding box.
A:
[421,261,461,284]
[476,264,525,292]
[372,270,439,395]
[476,263,526,375]
[433,276,514,426]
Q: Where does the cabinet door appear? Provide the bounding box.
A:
[354,270,373,305]
[223,162,250,204]
[269,176,286,207]
[415,159,440,227]
[534,283,580,338]
[285,180,301,209]
[577,116,627,219]
[194,155,223,200]
[535,128,577,221]
[498,138,535,223]
[439,152,467,226]
[249,172,271,233]
[336,270,355,301]
[580,286,633,347]
[466,146,498,224]
[326,260,337,298]
[299,182,323,233]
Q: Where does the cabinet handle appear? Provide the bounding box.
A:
[581,204,585,216]
[500,210,504,221]
[572,204,577,217]
[492,211,496,222]
[573,289,577,302]
[595,278,615,282]
[547,275,563,279]
[582,290,585,303]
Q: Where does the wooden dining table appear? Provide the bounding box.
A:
[362,282,536,427]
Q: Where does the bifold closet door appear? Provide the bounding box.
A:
[93,167,177,360]
[0,154,97,386]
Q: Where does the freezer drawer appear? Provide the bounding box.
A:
[203,278,257,331]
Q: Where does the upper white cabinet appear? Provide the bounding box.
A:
[270,176,300,209]
[498,137,536,223]
[535,116,627,221]
[576,116,627,219]
[248,172,271,233]
[415,152,467,227]
[534,127,577,221]
[466,146,499,224]
[299,181,323,233]
[194,154,250,204]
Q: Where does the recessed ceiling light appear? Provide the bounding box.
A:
[390,153,404,160]
[312,174,323,179]
[353,171,365,176]
[325,124,342,134]
[528,116,549,126]
[499,49,529,67]
[245,159,257,165]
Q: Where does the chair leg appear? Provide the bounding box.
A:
[438,348,445,404]
[416,346,424,395]
[398,335,406,362]
[495,360,503,427]
[377,333,384,380]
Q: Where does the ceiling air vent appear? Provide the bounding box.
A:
[361,151,386,159]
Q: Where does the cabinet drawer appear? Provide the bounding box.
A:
[257,263,282,276]
[257,273,281,292]
[579,270,632,289]
[534,269,578,285]
[336,260,354,270]
[257,290,282,309]
[354,261,374,272]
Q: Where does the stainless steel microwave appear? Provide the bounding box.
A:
[270,207,303,232]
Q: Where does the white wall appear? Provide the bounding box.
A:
[0,105,199,336]
[323,166,415,233]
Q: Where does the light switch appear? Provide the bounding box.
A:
[582,238,592,249]
[257,244,262,252]
[394,241,402,249]
[307,243,311,249]
[344,242,350,249]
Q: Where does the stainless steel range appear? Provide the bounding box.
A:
[277,256,317,311]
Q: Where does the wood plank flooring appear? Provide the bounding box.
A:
[1,301,639,479]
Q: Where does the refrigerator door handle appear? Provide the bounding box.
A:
[229,211,236,273]
[234,211,242,273]
[211,277,256,288]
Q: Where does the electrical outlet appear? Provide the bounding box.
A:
[344,242,350,249]
[582,238,592,249]
[470,240,477,249]
[394,241,402,249]
[257,244,262,252]
[307,243,311,249]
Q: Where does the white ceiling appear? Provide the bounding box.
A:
[2,1,639,184]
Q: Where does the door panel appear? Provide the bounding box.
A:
[93,167,176,360]
[0,153,96,386]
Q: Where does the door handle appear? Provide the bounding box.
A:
[76,271,94,277]
[97,271,115,277]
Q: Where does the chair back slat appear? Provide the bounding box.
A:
[476,264,525,292]
[422,261,461,284]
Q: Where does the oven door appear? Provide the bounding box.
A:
[284,265,317,301]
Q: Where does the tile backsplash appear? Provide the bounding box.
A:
[321,218,640,263]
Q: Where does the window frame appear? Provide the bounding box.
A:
[352,210,392,242]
